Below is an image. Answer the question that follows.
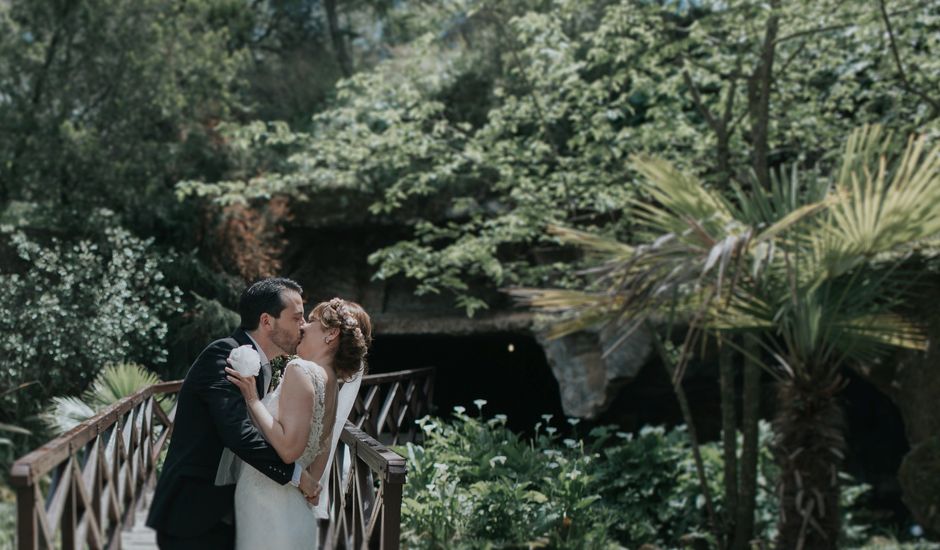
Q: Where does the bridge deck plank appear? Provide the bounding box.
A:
[120,486,157,550]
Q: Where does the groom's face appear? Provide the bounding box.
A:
[268,290,305,355]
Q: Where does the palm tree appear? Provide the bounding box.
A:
[42,362,162,434]
[511,126,940,549]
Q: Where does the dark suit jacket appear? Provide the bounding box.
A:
[146,329,293,538]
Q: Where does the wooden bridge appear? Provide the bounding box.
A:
[10,367,435,550]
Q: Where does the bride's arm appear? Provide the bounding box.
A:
[226,364,314,464]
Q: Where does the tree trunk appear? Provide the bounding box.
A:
[747,4,779,191]
[733,336,761,550]
[650,328,722,544]
[719,338,738,540]
[324,0,352,77]
[775,377,844,550]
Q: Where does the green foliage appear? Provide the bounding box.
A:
[400,410,886,549]
[84,362,162,410]
[39,397,97,436]
[517,126,940,383]
[0,223,180,447]
[182,0,940,314]
[401,410,617,549]
[166,293,241,379]
[0,0,251,232]
[41,363,162,435]
[513,125,940,547]
[0,499,13,549]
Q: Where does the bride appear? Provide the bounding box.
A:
[224,298,372,549]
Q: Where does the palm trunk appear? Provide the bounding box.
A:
[774,376,845,550]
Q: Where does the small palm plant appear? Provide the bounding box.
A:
[511,125,940,549]
[42,362,162,434]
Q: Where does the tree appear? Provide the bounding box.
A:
[179,0,939,316]
[512,125,940,549]
[0,0,253,234]
[173,0,939,543]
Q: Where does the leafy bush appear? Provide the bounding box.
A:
[0,223,181,452]
[400,408,886,549]
[0,499,12,549]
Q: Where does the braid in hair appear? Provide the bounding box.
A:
[311,298,372,381]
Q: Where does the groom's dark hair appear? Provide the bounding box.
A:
[239,278,304,331]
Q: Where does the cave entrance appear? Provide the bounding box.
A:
[368,332,565,433]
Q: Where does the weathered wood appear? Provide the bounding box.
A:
[61,460,78,550]
[15,481,37,550]
[359,367,434,385]
[11,384,175,550]
[149,381,182,394]
[355,367,435,446]
[14,367,433,550]
[382,480,404,550]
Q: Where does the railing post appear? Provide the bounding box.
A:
[91,438,104,546]
[61,463,77,550]
[14,482,38,550]
[380,476,404,550]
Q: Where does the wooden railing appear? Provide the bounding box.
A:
[10,381,182,550]
[11,366,435,549]
[353,367,436,446]
[321,367,435,550]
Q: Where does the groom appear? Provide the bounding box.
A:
[147,278,320,549]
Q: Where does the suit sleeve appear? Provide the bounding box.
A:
[196,340,294,485]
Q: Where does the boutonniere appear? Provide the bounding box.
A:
[269,354,296,392]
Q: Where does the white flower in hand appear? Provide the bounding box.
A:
[228,345,261,377]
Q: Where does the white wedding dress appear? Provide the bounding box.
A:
[233,358,331,550]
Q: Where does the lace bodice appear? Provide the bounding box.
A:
[261,358,329,468]
[233,358,332,549]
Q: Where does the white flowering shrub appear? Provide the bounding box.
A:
[0,225,181,425]
[401,411,882,549]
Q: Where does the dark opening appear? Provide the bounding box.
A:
[368,333,566,433]
[593,356,726,439]
[842,370,911,530]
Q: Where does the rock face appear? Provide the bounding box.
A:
[856,289,940,538]
[872,345,940,537]
[537,326,652,418]
[898,436,940,536]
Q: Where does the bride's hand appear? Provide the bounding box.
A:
[225,363,260,404]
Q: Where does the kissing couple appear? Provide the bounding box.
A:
[147,278,372,549]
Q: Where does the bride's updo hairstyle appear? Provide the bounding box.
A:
[310,298,372,381]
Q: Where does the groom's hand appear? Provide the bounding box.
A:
[298,470,321,505]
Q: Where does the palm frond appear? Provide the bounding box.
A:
[513,125,938,385]
[41,363,163,435]
[0,422,31,435]
[41,396,96,435]
[84,363,161,409]
[839,313,927,351]
[547,225,633,261]
[816,126,940,277]
[632,156,734,238]
[508,288,619,339]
